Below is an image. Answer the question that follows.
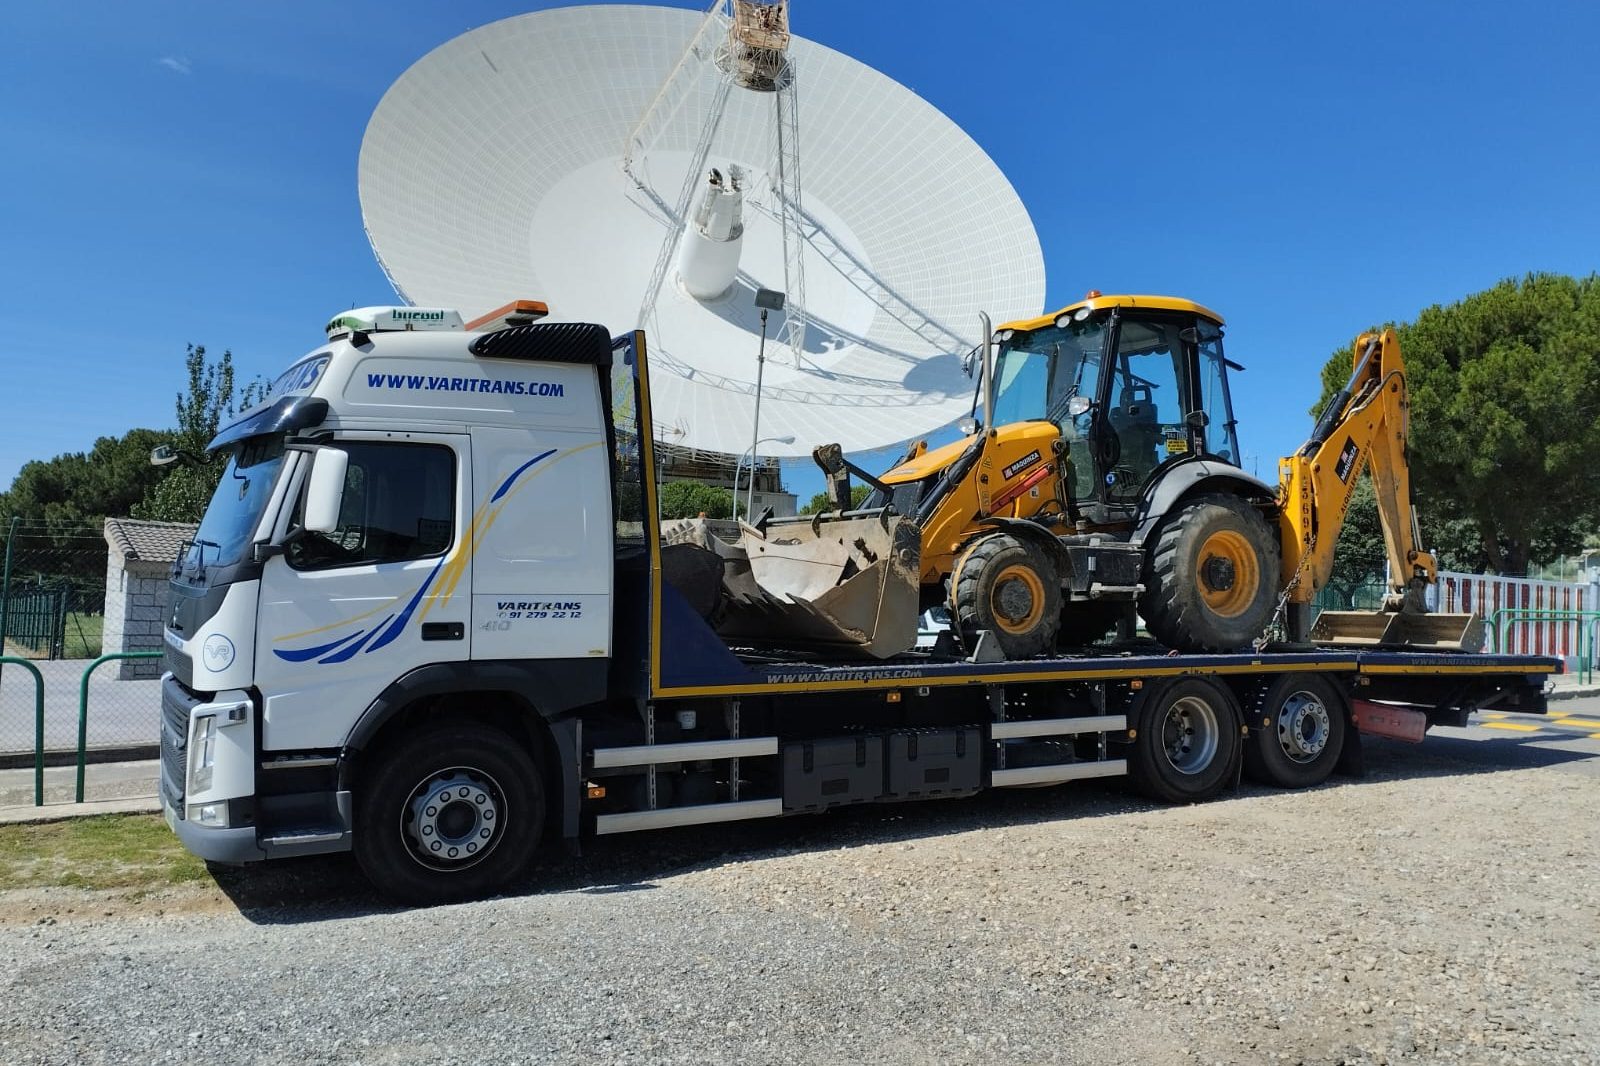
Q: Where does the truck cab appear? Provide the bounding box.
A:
[161,305,634,892]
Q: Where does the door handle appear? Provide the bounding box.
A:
[421,622,464,641]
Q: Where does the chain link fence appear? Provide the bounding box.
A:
[1,521,162,758]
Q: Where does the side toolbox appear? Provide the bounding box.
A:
[782,736,885,813]
[885,727,981,801]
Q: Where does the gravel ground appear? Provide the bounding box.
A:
[1,736,1596,1065]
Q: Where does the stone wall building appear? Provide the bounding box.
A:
[102,518,196,680]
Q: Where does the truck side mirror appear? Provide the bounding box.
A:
[303,447,349,534]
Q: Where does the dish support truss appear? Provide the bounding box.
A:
[623,1,808,371]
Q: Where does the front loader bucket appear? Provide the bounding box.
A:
[662,513,922,659]
[1310,609,1484,653]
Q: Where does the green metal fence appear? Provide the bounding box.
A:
[1487,608,1599,685]
[76,652,163,802]
[0,655,46,805]
[2,521,157,763]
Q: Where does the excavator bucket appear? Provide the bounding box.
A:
[1310,609,1485,652]
[662,512,922,659]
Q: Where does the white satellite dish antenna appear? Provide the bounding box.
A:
[358,2,1044,458]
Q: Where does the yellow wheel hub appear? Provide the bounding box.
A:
[1196,529,1259,619]
[990,563,1045,634]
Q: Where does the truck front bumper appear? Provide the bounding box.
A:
[163,795,265,863]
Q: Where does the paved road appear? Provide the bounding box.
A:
[1422,693,1600,777]
[0,656,158,756]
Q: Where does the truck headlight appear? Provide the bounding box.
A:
[191,714,217,792]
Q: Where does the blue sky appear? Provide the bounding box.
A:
[3,0,1598,498]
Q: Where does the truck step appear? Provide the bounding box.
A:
[595,798,783,835]
[991,759,1127,788]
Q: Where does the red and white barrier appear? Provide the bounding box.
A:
[1435,571,1594,658]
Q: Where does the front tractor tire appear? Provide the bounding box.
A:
[1141,493,1279,652]
[354,723,545,905]
[951,534,1062,660]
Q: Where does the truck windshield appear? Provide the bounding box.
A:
[186,437,286,571]
[990,317,1107,430]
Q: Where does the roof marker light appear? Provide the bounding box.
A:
[464,299,551,332]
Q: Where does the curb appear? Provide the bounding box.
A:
[0,796,162,825]
[0,745,159,772]
[1547,685,1600,702]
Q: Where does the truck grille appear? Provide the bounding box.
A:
[164,638,194,690]
[160,677,200,813]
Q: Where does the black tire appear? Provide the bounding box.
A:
[1057,603,1122,649]
[951,534,1062,659]
[1243,673,1347,788]
[1128,676,1243,803]
[1140,493,1279,652]
[353,723,545,905]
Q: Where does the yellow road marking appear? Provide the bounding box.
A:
[1480,712,1507,719]
[1553,717,1600,728]
[1481,722,1541,733]
[1591,732,1600,740]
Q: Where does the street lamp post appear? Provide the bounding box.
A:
[749,288,786,520]
[736,435,795,519]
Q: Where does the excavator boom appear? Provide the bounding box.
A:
[1276,329,1482,650]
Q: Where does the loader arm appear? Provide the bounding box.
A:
[1276,329,1481,650]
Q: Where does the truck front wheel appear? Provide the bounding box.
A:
[354,723,544,904]
[1129,677,1243,803]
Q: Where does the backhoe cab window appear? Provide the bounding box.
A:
[1195,322,1240,463]
[287,442,455,570]
[990,318,1107,430]
[1105,318,1194,500]
[990,317,1107,502]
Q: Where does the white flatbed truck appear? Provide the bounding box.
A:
[159,307,1558,902]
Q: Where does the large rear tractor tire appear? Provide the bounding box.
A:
[1140,493,1279,652]
[354,723,545,905]
[951,534,1062,660]
[1243,673,1347,789]
[1128,676,1244,803]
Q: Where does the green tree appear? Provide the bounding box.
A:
[1323,475,1385,605]
[659,479,738,520]
[0,428,175,538]
[1314,274,1600,575]
[799,484,872,515]
[133,345,247,523]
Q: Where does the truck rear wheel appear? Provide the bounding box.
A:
[1244,673,1347,789]
[1129,677,1243,803]
[1141,493,1279,652]
[354,723,544,904]
[951,534,1062,659]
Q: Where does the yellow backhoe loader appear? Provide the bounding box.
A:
[677,295,1479,660]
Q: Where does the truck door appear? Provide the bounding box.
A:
[254,433,471,752]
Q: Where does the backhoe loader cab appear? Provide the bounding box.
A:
[980,295,1242,521]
